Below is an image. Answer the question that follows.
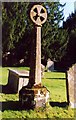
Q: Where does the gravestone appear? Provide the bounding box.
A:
[7,65,44,93]
[47,58,54,72]
[19,4,49,109]
[68,64,76,108]
[8,69,29,93]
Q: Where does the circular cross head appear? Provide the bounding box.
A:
[30,5,47,26]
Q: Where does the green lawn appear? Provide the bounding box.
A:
[0,67,75,119]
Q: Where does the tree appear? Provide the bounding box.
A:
[2,2,67,66]
[41,2,67,64]
[2,2,29,52]
[61,11,76,69]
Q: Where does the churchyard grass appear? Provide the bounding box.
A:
[0,67,75,119]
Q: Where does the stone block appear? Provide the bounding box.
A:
[8,69,29,93]
[47,58,54,72]
[68,64,76,108]
[19,85,50,109]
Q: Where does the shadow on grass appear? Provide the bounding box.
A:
[49,101,68,107]
[1,101,68,112]
[0,101,20,111]
[1,101,34,111]
[0,85,16,94]
[46,78,66,80]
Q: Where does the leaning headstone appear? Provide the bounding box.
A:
[68,64,76,108]
[47,58,54,72]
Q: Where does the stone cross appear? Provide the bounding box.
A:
[29,5,47,86]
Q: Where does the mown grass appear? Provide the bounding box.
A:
[0,67,75,119]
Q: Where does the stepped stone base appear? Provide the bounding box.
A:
[19,85,50,109]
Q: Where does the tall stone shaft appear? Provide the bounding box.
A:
[35,26,41,85]
[29,4,47,87]
[29,26,41,86]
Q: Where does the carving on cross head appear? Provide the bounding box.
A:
[30,4,47,26]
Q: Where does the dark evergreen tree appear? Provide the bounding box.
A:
[41,2,67,64]
[62,11,76,68]
[2,2,67,66]
[2,2,29,51]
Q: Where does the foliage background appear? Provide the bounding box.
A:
[2,2,76,70]
[2,2,68,66]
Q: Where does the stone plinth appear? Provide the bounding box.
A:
[19,85,49,109]
[68,64,76,108]
[8,69,29,93]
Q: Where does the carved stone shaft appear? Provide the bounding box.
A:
[35,26,41,85]
[29,4,47,87]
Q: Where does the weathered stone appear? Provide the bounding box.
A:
[19,4,49,109]
[68,64,76,108]
[8,69,29,93]
[30,5,47,26]
[29,4,47,86]
[47,58,54,72]
[35,26,41,85]
[19,86,49,109]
